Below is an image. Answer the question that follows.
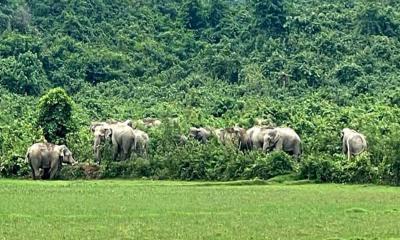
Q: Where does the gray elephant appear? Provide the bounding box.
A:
[262,127,302,158]
[25,143,77,180]
[189,127,213,143]
[341,128,367,160]
[91,121,135,163]
[215,126,246,148]
[245,126,271,150]
[134,118,162,128]
[132,129,149,156]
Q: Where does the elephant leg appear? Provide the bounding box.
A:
[342,139,347,155]
[31,167,41,180]
[49,163,60,180]
[274,140,283,151]
[293,143,301,160]
[143,145,148,158]
[112,144,119,161]
[43,168,51,180]
[122,148,129,161]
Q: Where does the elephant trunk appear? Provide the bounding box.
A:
[70,156,77,165]
[94,137,102,163]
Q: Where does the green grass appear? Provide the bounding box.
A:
[0,180,399,240]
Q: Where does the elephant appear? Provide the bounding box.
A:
[189,127,213,143]
[178,134,188,144]
[341,128,367,160]
[254,118,270,126]
[91,120,136,163]
[134,118,162,128]
[132,129,149,156]
[25,143,77,180]
[262,127,302,158]
[215,126,246,147]
[245,126,272,150]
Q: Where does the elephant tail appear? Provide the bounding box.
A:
[25,149,30,163]
[346,138,351,161]
[133,135,138,152]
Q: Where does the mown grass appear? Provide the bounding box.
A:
[0,180,399,240]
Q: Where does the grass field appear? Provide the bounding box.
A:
[0,180,399,240]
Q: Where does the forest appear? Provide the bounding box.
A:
[1,0,400,184]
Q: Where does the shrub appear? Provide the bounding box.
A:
[37,88,75,144]
[299,154,343,183]
[0,52,50,95]
[341,153,377,184]
[0,154,30,178]
[248,151,294,179]
[335,63,363,84]
[357,7,398,37]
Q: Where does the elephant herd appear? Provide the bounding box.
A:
[90,120,149,164]
[187,126,302,158]
[24,117,368,180]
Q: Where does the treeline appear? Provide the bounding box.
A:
[0,0,400,184]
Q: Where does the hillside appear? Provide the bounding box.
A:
[0,0,400,183]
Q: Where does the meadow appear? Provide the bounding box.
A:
[0,180,399,240]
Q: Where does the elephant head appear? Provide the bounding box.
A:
[189,127,211,142]
[123,120,133,128]
[225,126,246,147]
[263,128,280,151]
[56,145,77,165]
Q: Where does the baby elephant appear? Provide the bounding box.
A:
[341,128,367,160]
[25,143,77,180]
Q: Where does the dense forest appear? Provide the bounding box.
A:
[1,0,400,184]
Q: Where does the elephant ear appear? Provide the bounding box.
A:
[90,122,102,133]
[58,145,66,159]
[104,127,112,139]
[271,129,280,145]
[340,130,345,140]
[124,120,133,128]
[90,125,96,133]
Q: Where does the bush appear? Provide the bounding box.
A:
[341,153,378,184]
[357,7,398,37]
[37,88,75,144]
[335,63,363,84]
[299,154,343,183]
[0,52,50,95]
[0,154,30,178]
[248,151,294,179]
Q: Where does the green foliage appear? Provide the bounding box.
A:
[299,154,342,183]
[335,63,363,84]
[357,6,398,37]
[0,51,49,95]
[183,0,205,30]
[0,154,30,178]
[37,88,75,144]
[253,0,287,36]
[0,0,400,184]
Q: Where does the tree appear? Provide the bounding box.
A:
[37,88,75,144]
[183,0,205,29]
[208,0,226,28]
[253,0,286,36]
[0,51,49,95]
[357,6,398,37]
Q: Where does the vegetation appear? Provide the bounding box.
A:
[0,180,399,239]
[37,87,75,144]
[1,0,400,184]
